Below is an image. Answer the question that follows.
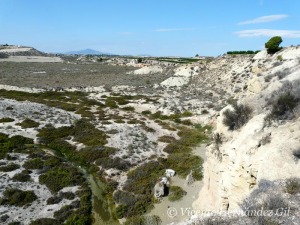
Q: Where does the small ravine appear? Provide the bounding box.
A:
[87,174,119,225]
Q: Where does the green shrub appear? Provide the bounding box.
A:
[47,196,62,205]
[17,118,40,128]
[12,172,31,182]
[122,106,135,111]
[0,163,20,172]
[168,186,187,201]
[29,218,60,225]
[54,205,74,223]
[267,92,299,121]
[105,99,118,108]
[39,165,85,193]
[265,36,282,54]
[96,156,130,171]
[286,178,300,194]
[141,110,151,115]
[158,135,176,143]
[124,215,161,225]
[115,204,128,219]
[23,158,44,170]
[0,117,14,123]
[223,103,252,130]
[72,119,107,146]
[277,55,283,61]
[159,153,203,180]
[0,188,37,206]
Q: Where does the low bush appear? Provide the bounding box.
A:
[47,196,62,205]
[158,135,176,143]
[223,103,252,130]
[72,119,107,146]
[29,218,60,225]
[286,178,300,194]
[141,110,151,115]
[17,118,40,128]
[124,215,161,225]
[12,172,31,182]
[159,153,203,180]
[0,163,20,172]
[39,164,85,193]
[168,186,187,201]
[54,205,75,223]
[0,188,37,206]
[0,117,14,123]
[122,106,135,111]
[96,156,130,171]
[23,158,44,170]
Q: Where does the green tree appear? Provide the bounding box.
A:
[265,36,282,54]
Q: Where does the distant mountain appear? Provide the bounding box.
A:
[65,49,114,55]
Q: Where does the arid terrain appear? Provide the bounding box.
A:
[0,45,300,225]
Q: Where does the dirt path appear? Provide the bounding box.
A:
[147,145,207,224]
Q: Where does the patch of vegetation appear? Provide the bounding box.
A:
[96,156,131,171]
[141,110,151,115]
[17,118,39,128]
[223,103,252,130]
[0,188,37,206]
[120,161,164,217]
[150,111,193,124]
[23,158,44,170]
[0,117,14,123]
[39,164,85,193]
[286,178,300,195]
[0,163,20,172]
[122,106,135,111]
[29,218,60,225]
[124,215,161,225]
[12,171,31,182]
[227,50,260,55]
[0,133,33,159]
[47,196,62,205]
[265,36,282,54]
[158,135,176,143]
[265,92,299,123]
[168,186,187,201]
[163,127,207,154]
[159,153,203,180]
[72,119,107,146]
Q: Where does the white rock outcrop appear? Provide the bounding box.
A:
[192,46,300,213]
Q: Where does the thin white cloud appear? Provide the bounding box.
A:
[238,14,288,25]
[155,28,197,32]
[235,29,300,38]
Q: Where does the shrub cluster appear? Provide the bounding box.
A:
[17,118,40,128]
[286,178,300,195]
[168,186,187,201]
[227,50,260,55]
[223,103,252,130]
[0,117,14,123]
[0,188,37,207]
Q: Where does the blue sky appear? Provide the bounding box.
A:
[0,0,299,56]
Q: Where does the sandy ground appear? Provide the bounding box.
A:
[0,56,63,63]
[147,145,207,225]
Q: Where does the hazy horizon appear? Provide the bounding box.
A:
[1,0,300,56]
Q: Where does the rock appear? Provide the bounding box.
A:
[186,170,194,185]
[154,181,165,198]
[165,169,176,177]
[247,76,263,94]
